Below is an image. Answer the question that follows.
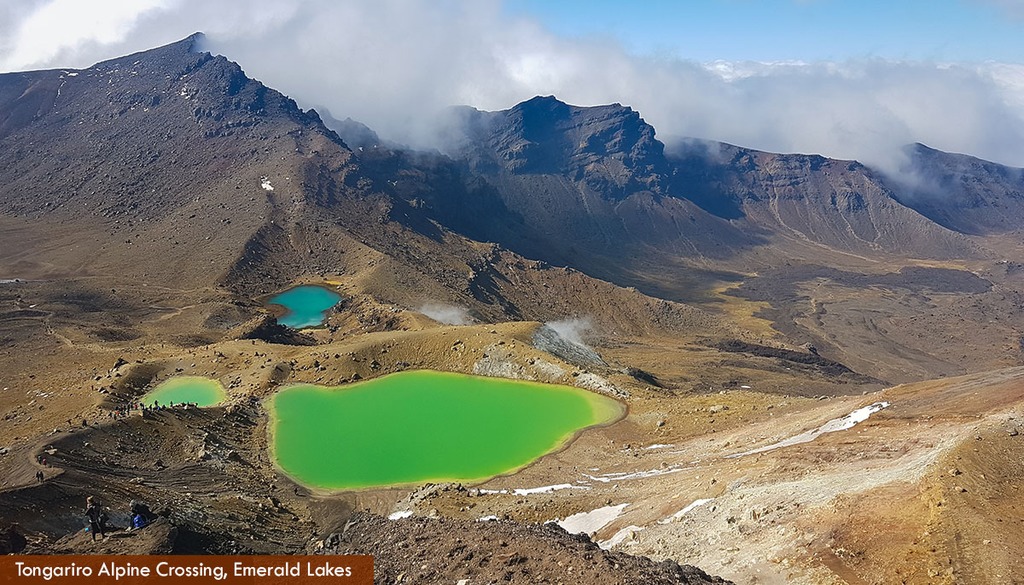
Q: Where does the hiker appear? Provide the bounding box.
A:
[128,500,151,531]
[35,470,43,482]
[131,513,147,530]
[85,496,108,541]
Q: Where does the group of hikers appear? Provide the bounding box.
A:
[59,398,207,434]
[85,496,152,541]
[33,453,49,482]
[106,405,134,419]
[98,400,201,423]
[126,400,200,414]
[144,400,200,411]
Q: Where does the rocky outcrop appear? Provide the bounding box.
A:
[318,512,732,585]
[0,524,27,554]
[532,323,607,368]
[35,517,179,555]
[448,95,669,199]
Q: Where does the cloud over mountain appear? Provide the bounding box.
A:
[2,0,1022,171]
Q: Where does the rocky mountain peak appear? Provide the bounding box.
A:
[0,33,349,222]
[447,95,667,199]
[86,32,210,80]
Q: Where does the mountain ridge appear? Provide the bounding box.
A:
[417,94,996,297]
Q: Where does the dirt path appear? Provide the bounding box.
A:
[0,443,60,493]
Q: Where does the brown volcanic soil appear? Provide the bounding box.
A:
[722,259,1024,384]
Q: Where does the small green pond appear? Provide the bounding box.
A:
[142,376,227,407]
[268,370,622,490]
[268,285,342,328]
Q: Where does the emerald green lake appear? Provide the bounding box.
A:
[268,371,622,490]
[268,285,342,328]
[142,376,227,407]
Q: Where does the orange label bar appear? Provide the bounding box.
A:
[0,556,372,585]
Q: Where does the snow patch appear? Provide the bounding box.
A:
[643,444,674,450]
[511,484,586,495]
[261,177,274,191]
[599,525,645,549]
[584,465,685,483]
[387,510,413,520]
[476,515,498,522]
[556,503,628,535]
[726,401,890,459]
[479,483,590,496]
[658,498,713,524]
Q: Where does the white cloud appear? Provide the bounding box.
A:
[1,0,1023,171]
[0,0,170,71]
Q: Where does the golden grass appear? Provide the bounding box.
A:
[703,283,778,338]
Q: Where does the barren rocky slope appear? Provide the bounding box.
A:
[893,143,1024,235]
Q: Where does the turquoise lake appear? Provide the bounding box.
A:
[142,376,227,407]
[268,285,342,328]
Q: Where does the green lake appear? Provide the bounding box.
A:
[268,370,623,490]
[142,376,227,407]
[269,285,342,328]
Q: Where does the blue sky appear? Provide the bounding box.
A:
[506,0,1023,62]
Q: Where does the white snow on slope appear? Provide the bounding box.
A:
[599,525,645,549]
[584,465,685,483]
[480,483,590,496]
[726,401,890,459]
[556,503,628,535]
[658,498,713,524]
